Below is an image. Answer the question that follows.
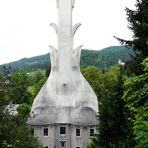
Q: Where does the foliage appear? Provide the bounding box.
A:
[9,70,32,104]
[0,112,43,148]
[0,69,43,148]
[81,66,103,98]
[31,77,47,98]
[114,0,148,147]
[0,76,11,110]
[115,0,148,74]
[125,0,148,58]
[83,66,133,147]
[17,103,31,119]
[123,58,148,148]
[31,69,45,83]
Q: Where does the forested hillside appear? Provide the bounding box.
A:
[81,46,133,68]
[0,46,133,73]
[0,0,147,147]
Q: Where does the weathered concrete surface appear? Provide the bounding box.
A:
[27,0,98,126]
[33,125,96,148]
[27,0,98,147]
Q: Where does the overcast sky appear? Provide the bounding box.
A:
[0,0,136,64]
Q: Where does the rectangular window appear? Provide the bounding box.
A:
[60,126,66,135]
[31,128,34,135]
[76,128,81,137]
[43,146,48,148]
[44,128,48,136]
[90,128,94,136]
[76,147,80,148]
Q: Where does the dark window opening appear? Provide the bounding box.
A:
[44,128,48,136]
[61,142,64,147]
[43,146,48,148]
[31,128,34,135]
[60,126,66,135]
[60,141,66,148]
[90,128,94,136]
[76,128,80,137]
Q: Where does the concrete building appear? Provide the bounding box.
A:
[27,0,98,148]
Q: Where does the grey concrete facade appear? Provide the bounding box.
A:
[27,0,98,147]
[32,124,96,148]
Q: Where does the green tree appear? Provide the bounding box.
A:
[83,66,131,147]
[113,0,148,147]
[10,70,32,104]
[32,77,47,98]
[0,68,12,111]
[0,72,43,148]
[81,66,103,98]
[33,69,45,83]
[0,113,43,148]
[123,58,148,148]
[115,0,148,74]
[17,103,31,120]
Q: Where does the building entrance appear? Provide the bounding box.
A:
[60,141,66,148]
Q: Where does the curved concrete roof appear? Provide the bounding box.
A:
[27,106,97,126]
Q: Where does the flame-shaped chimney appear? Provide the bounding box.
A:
[27,1,98,147]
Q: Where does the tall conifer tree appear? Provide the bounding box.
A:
[115,0,148,74]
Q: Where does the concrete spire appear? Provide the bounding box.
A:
[50,0,81,69]
[27,0,98,126]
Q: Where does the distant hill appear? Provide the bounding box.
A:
[81,46,133,68]
[0,46,133,73]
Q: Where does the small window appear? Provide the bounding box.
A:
[31,128,34,135]
[44,128,48,136]
[90,128,94,136]
[76,128,81,137]
[43,146,48,148]
[61,142,64,147]
[76,147,80,148]
[60,141,66,148]
[60,126,66,135]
